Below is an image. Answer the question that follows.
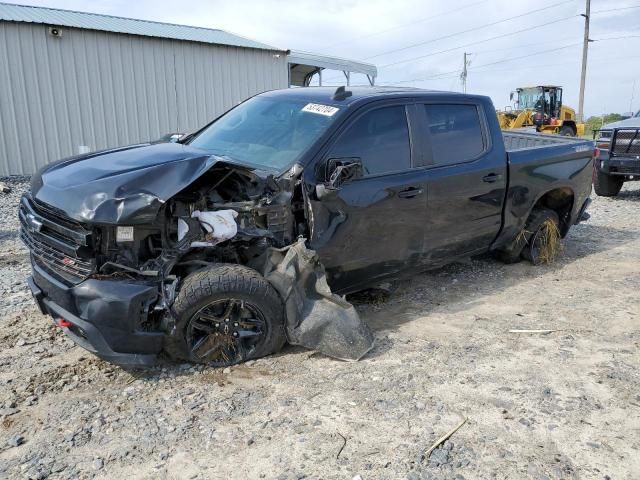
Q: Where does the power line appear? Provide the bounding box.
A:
[470,37,577,55]
[364,0,575,60]
[321,1,577,84]
[374,53,640,87]
[592,5,640,14]
[322,15,577,82]
[321,0,488,50]
[593,34,640,41]
[377,15,578,69]
[380,43,581,85]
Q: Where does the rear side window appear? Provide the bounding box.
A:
[423,104,485,166]
[328,105,411,176]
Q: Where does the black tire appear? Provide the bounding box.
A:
[559,125,575,136]
[593,169,623,197]
[163,264,286,367]
[521,209,560,265]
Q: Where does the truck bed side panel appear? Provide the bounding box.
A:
[492,132,594,250]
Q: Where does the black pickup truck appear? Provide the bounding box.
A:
[20,87,595,367]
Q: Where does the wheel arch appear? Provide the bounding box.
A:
[530,186,575,237]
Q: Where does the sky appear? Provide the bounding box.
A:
[6,0,640,117]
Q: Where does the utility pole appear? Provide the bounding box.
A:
[461,52,471,93]
[578,0,591,123]
[630,79,637,113]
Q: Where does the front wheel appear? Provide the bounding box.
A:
[163,264,286,367]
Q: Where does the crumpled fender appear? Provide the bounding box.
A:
[254,238,374,361]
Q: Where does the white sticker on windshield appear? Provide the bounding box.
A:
[302,103,339,116]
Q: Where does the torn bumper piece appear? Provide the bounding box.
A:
[256,238,374,361]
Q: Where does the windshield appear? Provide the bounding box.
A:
[517,88,542,110]
[188,96,341,171]
[636,110,640,118]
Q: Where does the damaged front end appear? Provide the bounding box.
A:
[22,156,373,366]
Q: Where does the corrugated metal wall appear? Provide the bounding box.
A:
[0,21,288,175]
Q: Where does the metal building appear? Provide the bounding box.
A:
[0,3,377,176]
[0,3,289,175]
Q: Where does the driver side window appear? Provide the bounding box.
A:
[328,105,411,176]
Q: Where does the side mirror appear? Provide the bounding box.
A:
[327,157,363,188]
[509,91,514,101]
[315,157,363,198]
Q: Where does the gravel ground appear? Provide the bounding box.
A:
[0,177,639,480]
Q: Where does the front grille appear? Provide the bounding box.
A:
[611,128,640,157]
[21,229,95,280]
[32,197,85,231]
[19,195,96,284]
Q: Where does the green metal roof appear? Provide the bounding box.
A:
[0,2,282,51]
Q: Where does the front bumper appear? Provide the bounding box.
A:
[28,261,163,366]
[597,151,640,177]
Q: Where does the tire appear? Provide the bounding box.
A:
[593,169,623,197]
[521,209,561,265]
[163,264,286,367]
[559,125,575,136]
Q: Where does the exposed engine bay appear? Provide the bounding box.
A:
[97,163,305,278]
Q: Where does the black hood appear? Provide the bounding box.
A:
[31,143,223,225]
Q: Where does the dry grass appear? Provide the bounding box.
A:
[535,218,563,264]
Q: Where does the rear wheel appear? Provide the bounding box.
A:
[521,209,561,265]
[593,169,623,197]
[164,264,286,367]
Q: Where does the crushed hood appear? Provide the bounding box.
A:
[31,143,230,224]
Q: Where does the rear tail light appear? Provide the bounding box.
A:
[594,147,600,159]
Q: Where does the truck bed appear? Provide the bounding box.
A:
[491,130,595,254]
[502,130,587,151]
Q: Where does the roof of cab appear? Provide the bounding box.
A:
[260,86,473,106]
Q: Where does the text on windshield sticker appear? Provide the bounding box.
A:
[302,103,339,116]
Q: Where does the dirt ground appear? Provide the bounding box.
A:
[1,179,639,480]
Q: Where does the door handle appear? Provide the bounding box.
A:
[397,187,423,199]
[482,173,503,183]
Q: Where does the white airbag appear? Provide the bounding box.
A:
[191,209,238,247]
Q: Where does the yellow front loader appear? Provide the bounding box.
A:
[497,86,585,137]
